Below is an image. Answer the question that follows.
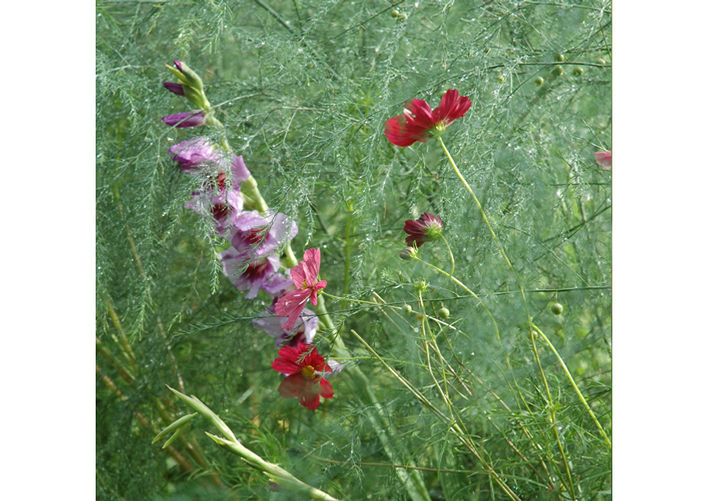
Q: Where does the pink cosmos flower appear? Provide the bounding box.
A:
[404,213,443,248]
[385,89,472,147]
[271,342,333,411]
[162,110,206,128]
[274,248,327,331]
[595,150,612,170]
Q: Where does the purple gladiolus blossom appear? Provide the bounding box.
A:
[185,189,244,238]
[162,110,206,128]
[219,249,281,299]
[252,306,318,347]
[260,273,294,296]
[168,138,221,173]
[230,211,298,257]
[163,81,185,96]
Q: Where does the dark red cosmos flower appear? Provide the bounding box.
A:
[385,89,472,147]
[271,342,333,411]
[404,213,443,248]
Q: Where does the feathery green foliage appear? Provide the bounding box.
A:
[97,1,611,499]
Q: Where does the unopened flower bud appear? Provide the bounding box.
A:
[163,81,185,96]
[162,111,207,128]
[414,281,428,294]
[400,247,417,260]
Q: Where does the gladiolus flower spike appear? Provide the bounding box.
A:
[404,213,443,248]
[271,342,333,411]
[385,89,471,147]
[274,248,327,331]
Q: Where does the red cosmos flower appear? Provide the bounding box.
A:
[595,150,612,170]
[385,89,472,147]
[404,213,443,248]
[275,248,327,331]
[271,342,334,410]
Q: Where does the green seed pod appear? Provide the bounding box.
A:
[535,76,544,86]
[438,307,450,319]
[574,66,584,76]
[403,304,413,314]
[551,302,563,315]
[552,65,564,77]
[556,53,565,62]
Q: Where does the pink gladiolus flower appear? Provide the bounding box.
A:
[231,211,298,258]
[404,212,443,248]
[595,151,612,170]
[219,249,282,299]
[271,342,333,411]
[162,110,206,128]
[385,89,472,147]
[274,248,327,331]
[168,138,221,173]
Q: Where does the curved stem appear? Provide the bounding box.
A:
[438,136,578,499]
[439,233,455,282]
[531,323,611,448]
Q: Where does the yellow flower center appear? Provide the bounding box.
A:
[301,365,316,379]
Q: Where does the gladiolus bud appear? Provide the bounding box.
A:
[163,81,185,95]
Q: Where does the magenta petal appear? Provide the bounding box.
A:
[319,378,334,399]
[162,111,206,128]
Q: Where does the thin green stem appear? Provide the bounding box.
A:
[439,233,455,281]
[168,388,340,501]
[531,323,611,448]
[438,136,577,499]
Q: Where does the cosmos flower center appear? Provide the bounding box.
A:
[301,365,316,380]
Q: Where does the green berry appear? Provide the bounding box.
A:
[551,303,563,315]
[574,66,584,76]
[438,307,450,319]
[535,76,544,86]
[497,74,505,83]
[552,65,564,77]
[403,304,413,314]
[556,53,565,62]
[596,58,606,66]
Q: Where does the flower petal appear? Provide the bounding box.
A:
[319,378,334,399]
[278,373,307,397]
